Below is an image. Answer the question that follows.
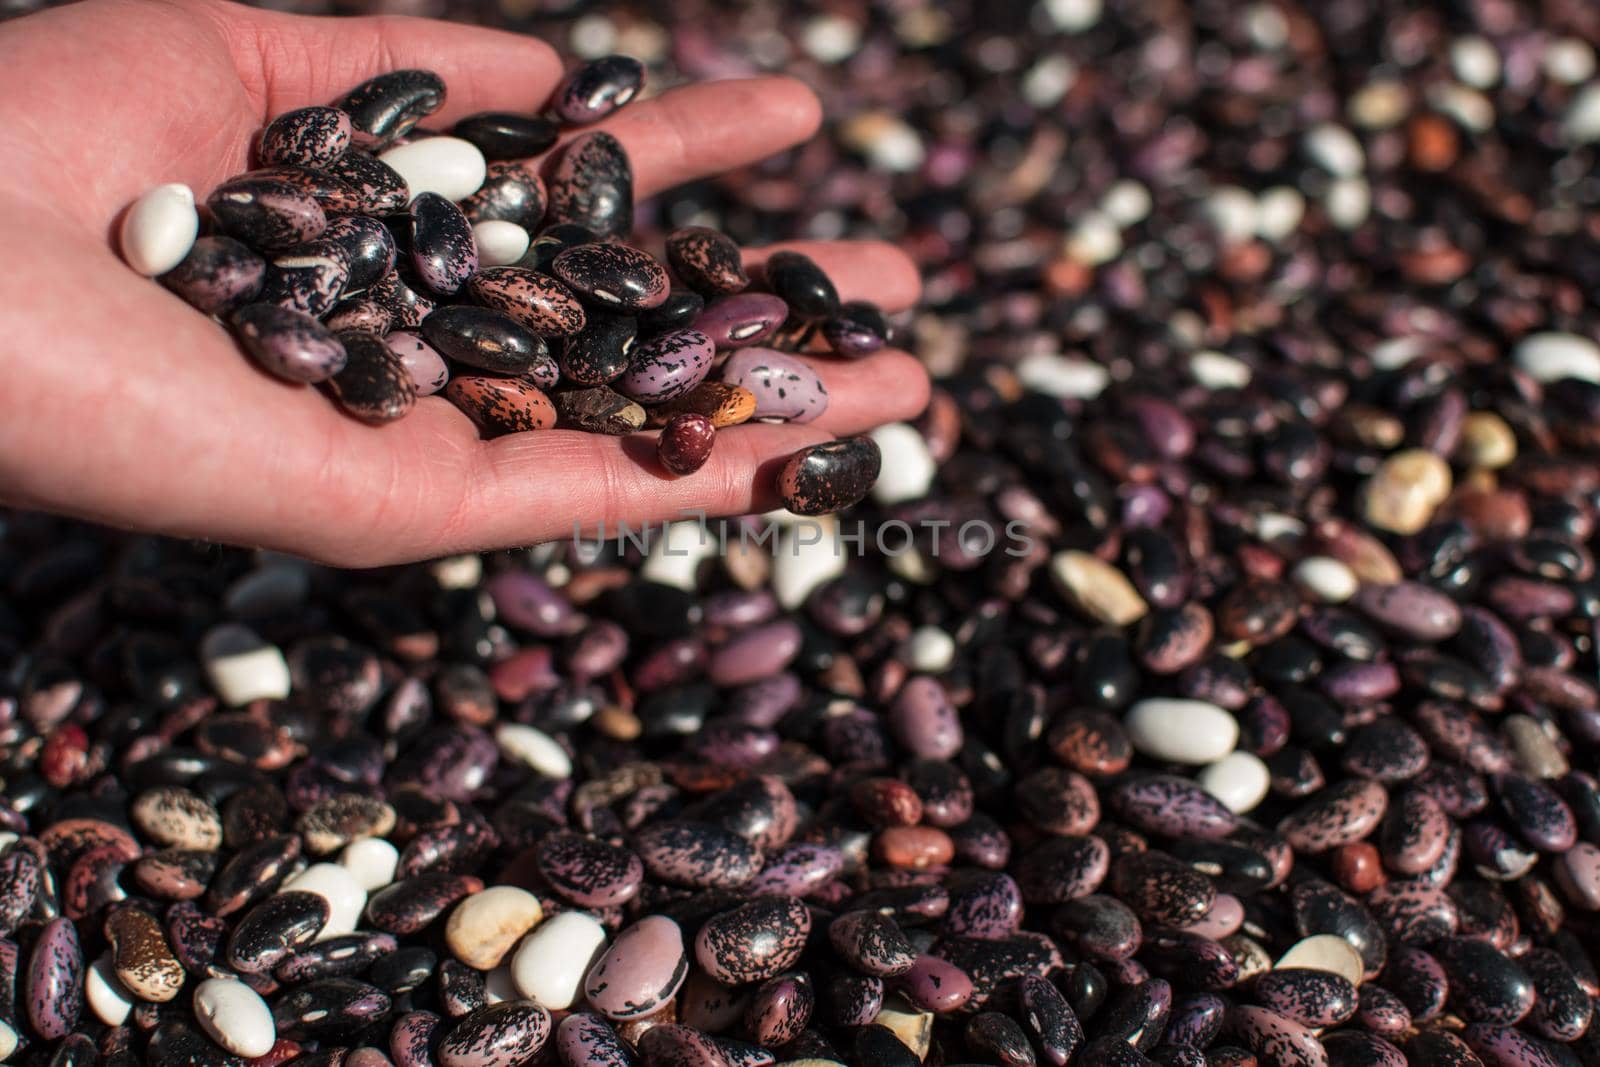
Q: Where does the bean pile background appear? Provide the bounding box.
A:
[4,2,1600,1067]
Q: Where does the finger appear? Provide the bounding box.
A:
[407,406,832,557]
[545,77,821,200]
[801,348,932,435]
[215,0,563,124]
[743,240,923,313]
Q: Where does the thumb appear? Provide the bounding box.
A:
[210,0,565,123]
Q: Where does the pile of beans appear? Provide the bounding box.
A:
[5,0,1600,1066]
[117,59,887,512]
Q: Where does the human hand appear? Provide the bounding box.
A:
[0,0,928,566]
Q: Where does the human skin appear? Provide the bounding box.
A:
[0,0,929,566]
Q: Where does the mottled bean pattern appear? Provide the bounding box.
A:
[52,9,1600,1067]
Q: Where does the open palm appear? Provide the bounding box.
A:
[0,0,928,566]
